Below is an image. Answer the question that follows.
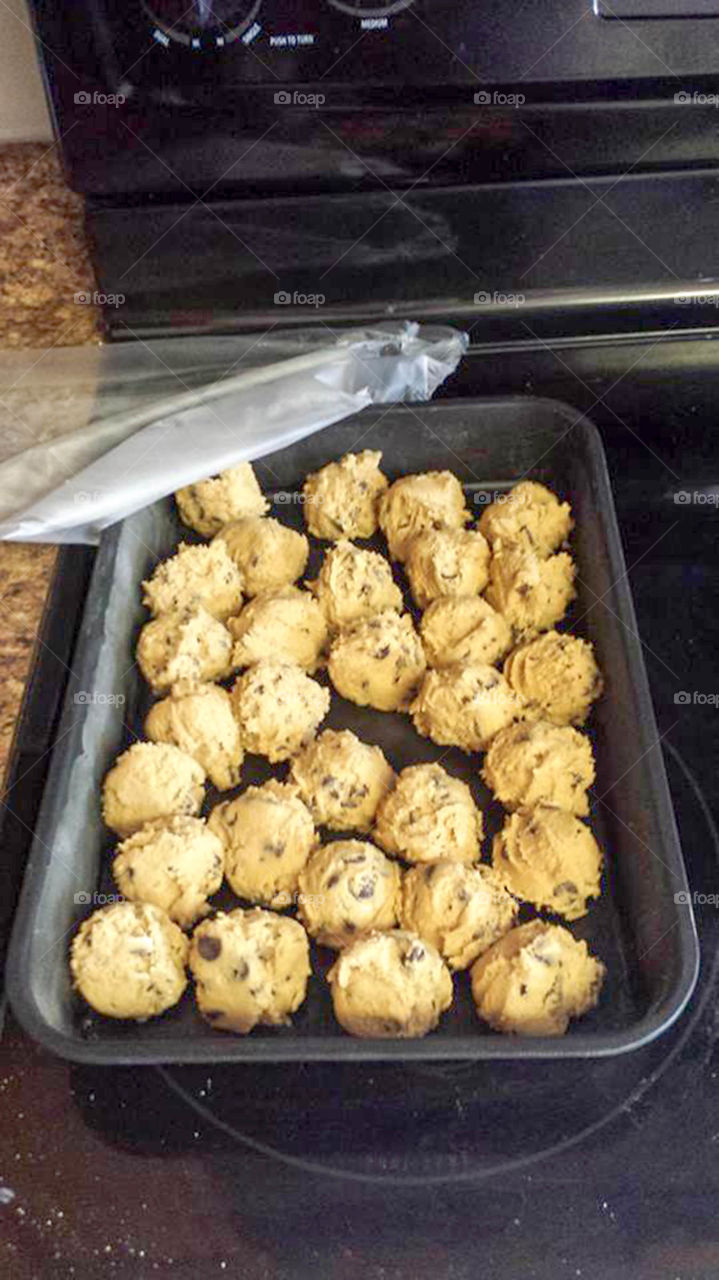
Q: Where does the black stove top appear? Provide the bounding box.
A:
[1,328,718,1278]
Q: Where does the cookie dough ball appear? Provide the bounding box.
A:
[136,606,233,693]
[400,862,518,970]
[309,540,402,631]
[328,609,426,712]
[420,596,513,669]
[327,930,453,1038]
[479,481,572,556]
[230,661,330,762]
[378,471,471,562]
[214,517,308,596]
[290,730,395,832]
[374,763,482,865]
[492,807,602,921]
[176,462,268,537]
[411,664,525,753]
[298,840,401,948]
[302,450,388,540]
[228,586,328,674]
[482,719,595,816]
[113,816,224,928]
[70,901,188,1020]
[470,920,605,1036]
[404,527,490,609]
[208,780,316,908]
[145,682,243,792]
[485,548,576,638]
[102,742,206,837]
[190,908,310,1034]
[503,630,603,727]
[142,540,243,621]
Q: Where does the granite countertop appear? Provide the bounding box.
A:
[0,143,101,783]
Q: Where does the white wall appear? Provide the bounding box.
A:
[0,0,53,143]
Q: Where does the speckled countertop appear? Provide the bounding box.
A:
[0,143,101,783]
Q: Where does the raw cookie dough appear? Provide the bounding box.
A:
[145,681,244,791]
[327,930,453,1038]
[230,660,330,762]
[400,861,518,970]
[190,908,311,1034]
[470,920,605,1036]
[327,609,426,712]
[175,462,268,537]
[208,779,316,908]
[102,742,206,837]
[482,719,595,816]
[404,527,490,609]
[228,586,328,673]
[378,471,471,562]
[503,630,604,726]
[297,839,401,948]
[136,606,233,693]
[142,540,243,621]
[214,516,308,596]
[70,901,188,1020]
[410,663,525,752]
[113,815,224,928]
[302,449,388,540]
[479,481,573,557]
[374,763,482,865]
[290,730,395,832]
[492,806,602,921]
[309,540,402,631]
[420,595,513,669]
[485,547,576,638]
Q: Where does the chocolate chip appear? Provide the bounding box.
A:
[344,920,357,933]
[234,961,249,980]
[375,645,391,660]
[197,935,222,961]
[405,944,425,964]
[517,584,531,598]
[352,880,375,900]
[519,983,528,996]
[327,873,340,888]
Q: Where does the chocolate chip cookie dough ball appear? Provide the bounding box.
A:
[70,901,189,1020]
[470,920,605,1036]
[230,661,330,762]
[136,606,233,693]
[102,742,206,837]
[298,840,401,948]
[328,609,426,712]
[176,462,268,537]
[485,547,576,638]
[400,862,518,970]
[290,730,395,833]
[374,763,482,865]
[420,596,513,670]
[113,816,224,929]
[228,586,328,673]
[208,780,316,908]
[410,664,525,753]
[327,930,453,1038]
[303,450,388,540]
[309,540,402,632]
[214,517,308,596]
[404,527,491,609]
[190,908,311,1034]
[482,719,595,816]
[378,471,471,562]
[145,682,243,792]
[503,630,604,727]
[142,540,243,621]
[492,807,603,921]
[479,481,572,557]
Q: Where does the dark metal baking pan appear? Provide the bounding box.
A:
[6,397,700,1062]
